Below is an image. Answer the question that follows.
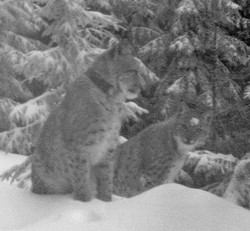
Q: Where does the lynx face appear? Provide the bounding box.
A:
[173,111,211,151]
[118,70,141,99]
[97,39,142,100]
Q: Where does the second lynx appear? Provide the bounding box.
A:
[114,108,211,197]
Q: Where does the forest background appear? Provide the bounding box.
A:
[1,0,250,207]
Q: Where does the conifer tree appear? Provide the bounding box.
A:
[0,0,155,155]
[154,0,250,156]
[0,0,117,154]
[115,0,250,156]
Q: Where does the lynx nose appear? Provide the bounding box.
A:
[128,85,140,94]
[183,137,193,144]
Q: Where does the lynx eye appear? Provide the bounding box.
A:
[197,128,202,133]
[126,70,138,76]
[182,124,188,129]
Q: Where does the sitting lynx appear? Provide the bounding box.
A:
[31,40,142,202]
[113,108,211,197]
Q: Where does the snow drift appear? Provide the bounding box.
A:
[0,153,250,231]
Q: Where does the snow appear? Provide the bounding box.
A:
[0,152,26,172]
[123,101,149,120]
[176,0,198,14]
[1,153,250,231]
[190,117,200,126]
[170,34,194,55]
[9,91,51,127]
[227,1,241,10]
[166,78,183,94]
[244,85,250,99]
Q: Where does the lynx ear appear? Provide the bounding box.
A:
[117,39,134,55]
[204,111,213,124]
[109,39,134,57]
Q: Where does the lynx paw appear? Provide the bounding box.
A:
[97,192,112,202]
[140,174,152,188]
[74,192,93,202]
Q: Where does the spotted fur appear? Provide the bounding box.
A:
[31,40,142,202]
[113,109,211,197]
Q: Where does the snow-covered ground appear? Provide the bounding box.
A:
[0,152,250,231]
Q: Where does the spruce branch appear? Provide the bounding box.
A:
[131,27,162,46]
[0,155,32,185]
[122,102,149,121]
[138,34,170,60]
[0,88,64,154]
[182,150,239,188]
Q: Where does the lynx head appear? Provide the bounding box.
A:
[90,39,142,100]
[172,109,212,152]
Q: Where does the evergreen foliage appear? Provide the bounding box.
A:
[1,0,250,209]
[0,0,154,154]
[180,150,239,188]
[113,0,250,156]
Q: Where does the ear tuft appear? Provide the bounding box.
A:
[204,111,213,123]
[117,39,134,55]
[108,39,134,58]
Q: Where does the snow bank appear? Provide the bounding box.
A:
[0,152,26,172]
[1,153,250,231]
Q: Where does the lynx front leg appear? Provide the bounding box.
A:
[31,166,50,194]
[164,154,188,184]
[69,155,95,202]
[31,155,54,194]
[94,160,114,202]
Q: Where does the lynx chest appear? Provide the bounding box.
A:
[87,107,122,165]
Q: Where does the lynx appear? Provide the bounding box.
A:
[31,40,142,202]
[113,108,211,197]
